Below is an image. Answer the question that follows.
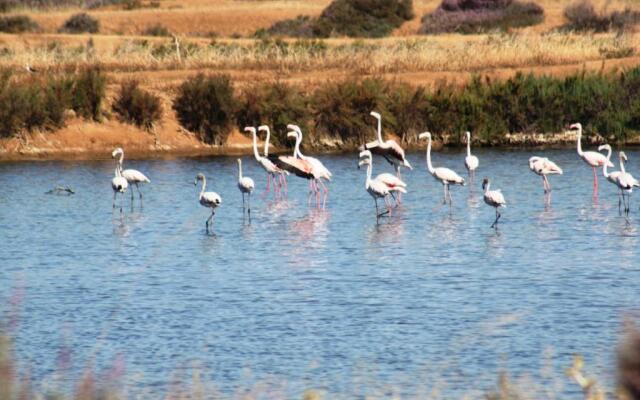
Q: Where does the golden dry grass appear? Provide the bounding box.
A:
[6,0,638,37]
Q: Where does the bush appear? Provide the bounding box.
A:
[237,81,308,148]
[112,80,162,130]
[143,23,170,37]
[71,66,106,120]
[173,74,237,145]
[0,15,40,33]
[263,0,414,38]
[0,70,106,138]
[419,0,544,34]
[59,12,99,34]
[562,1,640,33]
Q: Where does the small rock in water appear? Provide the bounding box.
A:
[46,185,75,195]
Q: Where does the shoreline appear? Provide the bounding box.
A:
[1,127,634,162]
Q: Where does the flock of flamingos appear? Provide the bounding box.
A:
[110,112,639,232]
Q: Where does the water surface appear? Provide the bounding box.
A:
[1,149,639,398]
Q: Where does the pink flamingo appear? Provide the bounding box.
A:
[571,122,612,197]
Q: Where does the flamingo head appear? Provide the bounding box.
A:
[418,132,431,140]
[111,147,123,158]
[359,150,372,159]
[243,126,256,135]
[287,131,298,140]
[370,111,381,120]
[286,124,301,133]
[528,156,540,168]
[257,125,269,133]
[597,144,611,152]
[569,122,582,131]
[482,178,489,191]
[358,158,370,169]
[620,152,628,162]
[465,131,471,140]
[237,158,242,166]
[194,173,205,185]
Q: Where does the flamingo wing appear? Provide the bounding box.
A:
[465,155,479,171]
[111,176,128,192]
[122,169,150,183]
[375,173,407,190]
[583,151,613,167]
[435,167,465,185]
[542,158,563,175]
[275,156,315,179]
[200,191,221,207]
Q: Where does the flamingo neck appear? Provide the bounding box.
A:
[294,133,303,158]
[199,177,206,198]
[238,160,243,180]
[114,158,122,177]
[484,182,490,194]
[466,133,471,157]
[576,128,584,156]
[366,158,372,188]
[376,116,383,143]
[426,136,435,174]
[603,147,612,178]
[264,128,271,157]
[251,130,260,161]
[620,154,627,174]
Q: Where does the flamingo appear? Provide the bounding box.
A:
[111,155,128,213]
[194,173,221,233]
[258,125,288,195]
[600,145,639,214]
[464,131,479,179]
[482,178,507,228]
[287,124,332,208]
[358,150,407,218]
[111,148,150,202]
[237,158,255,215]
[362,111,413,175]
[571,123,612,196]
[246,127,286,199]
[270,131,317,200]
[418,132,465,208]
[528,156,563,194]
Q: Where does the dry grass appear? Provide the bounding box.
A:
[4,0,638,37]
[2,31,638,80]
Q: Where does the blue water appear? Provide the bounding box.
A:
[1,149,639,398]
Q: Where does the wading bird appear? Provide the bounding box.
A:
[195,173,221,233]
[237,158,255,215]
[358,150,407,215]
[600,145,639,214]
[258,125,288,196]
[362,111,412,202]
[111,158,128,213]
[271,131,316,200]
[464,131,479,179]
[482,178,506,228]
[528,156,563,194]
[246,127,286,199]
[112,148,150,202]
[571,123,612,196]
[287,124,332,208]
[419,132,465,208]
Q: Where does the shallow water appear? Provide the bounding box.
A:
[1,149,639,398]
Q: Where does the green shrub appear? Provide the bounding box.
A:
[59,12,99,34]
[112,80,162,130]
[263,0,414,38]
[71,66,106,120]
[312,78,392,145]
[173,74,237,145]
[0,15,40,33]
[143,23,170,37]
[237,81,308,148]
[561,0,640,32]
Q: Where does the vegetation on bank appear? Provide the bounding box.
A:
[0,66,105,138]
[419,0,545,34]
[561,0,640,33]
[172,67,640,148]
[262,0,414,38]
[112,80,162,131]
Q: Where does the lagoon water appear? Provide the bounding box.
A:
[1,149,640,398]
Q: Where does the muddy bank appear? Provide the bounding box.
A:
[0,120,634,162]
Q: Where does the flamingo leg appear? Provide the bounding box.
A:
[447,184,453,207]
[442,184,448,205]
[491,208,500,228]
[131,185,135,201]
[242,192,245,212]
[248,192,251,216]
[206,210,215,233]
[308,180,315,206]
[263,174,271,198]
[592,166,599,196]
[120,192,124,214]
[318,179,329,209]
[281,173,288,197]
[395,165,403,204]
[618,190,622,215]
[384,195,392,216]
[113,192,117,209]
